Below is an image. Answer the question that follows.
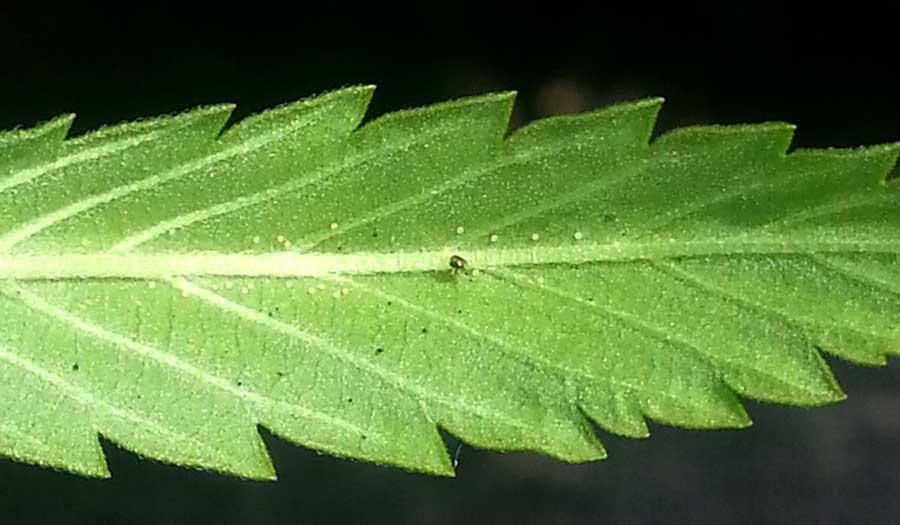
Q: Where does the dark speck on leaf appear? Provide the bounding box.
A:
[276,371,285,378]
[457,309,463,314]
[361,434,367,440]
[421,327,428,334]
[236,380,243,387]
[386,301,392,306]
[372,231,378,238]
[71,363,79,372]
[449,254,467,271]
[375,347,384,355]
[347,398,353,403]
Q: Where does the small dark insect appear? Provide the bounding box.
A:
[449,254,467,272]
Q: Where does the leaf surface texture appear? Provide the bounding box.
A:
[0,86,897,478]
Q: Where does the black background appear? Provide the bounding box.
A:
[1,4,899,524]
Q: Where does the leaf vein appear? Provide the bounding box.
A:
[299,143,580,250]
[762,191,897,230]
[4,282,374,440]
[110,123,449,251]
[0,101,336,252]
[337,271,699,420]
[808,254,900,298]
[0,129,164,194]
[0,341,201,449]
[175,278,550,436]
[655,259,891,344]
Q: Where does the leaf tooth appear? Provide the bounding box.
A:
[176,279,566,447]
[361,90,515,136]
[0,339,275,478]
[496,268,754,430]
[0,112,73,149]
[0,95,346,252]
[638,380,752,430]
[506,97,661,154]
[0,405,110,478]
[652,261,846,405]
[0,114,74,188]
[218,84,373,143]
[653,121,796,158]
[323,274,609,454]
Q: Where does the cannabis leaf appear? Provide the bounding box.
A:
[0,86,897,479]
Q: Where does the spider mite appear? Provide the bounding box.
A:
[449,254,467,273]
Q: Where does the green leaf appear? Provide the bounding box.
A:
[0,85,897,479]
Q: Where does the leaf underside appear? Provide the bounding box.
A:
[0,86,897,479]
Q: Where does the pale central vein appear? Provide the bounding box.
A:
[1,239,898,280]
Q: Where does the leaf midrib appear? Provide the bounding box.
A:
[0,239,897,280]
